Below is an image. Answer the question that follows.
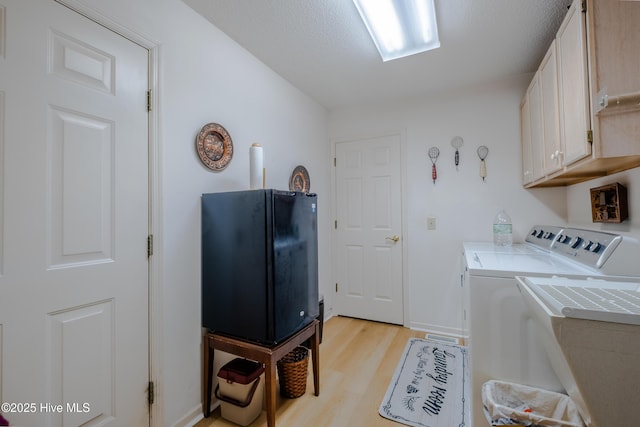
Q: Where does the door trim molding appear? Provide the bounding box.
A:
[330,129,408,327]
[53,2,163,425]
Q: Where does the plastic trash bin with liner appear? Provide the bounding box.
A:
[215,358,265,426]
[482,380,585,427]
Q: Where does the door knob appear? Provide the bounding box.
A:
[385,235,400,243]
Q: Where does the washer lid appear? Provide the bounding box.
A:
[464,249,597,277]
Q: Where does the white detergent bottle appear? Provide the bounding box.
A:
[493,209,513,246]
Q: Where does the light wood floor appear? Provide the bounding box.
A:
[194,316,424,427]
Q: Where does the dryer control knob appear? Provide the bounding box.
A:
[570,236,583,248]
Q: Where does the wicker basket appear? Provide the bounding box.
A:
[277,346,309,398]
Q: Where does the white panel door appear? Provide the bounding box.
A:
[335,134,403,325]
[0,1,150,426]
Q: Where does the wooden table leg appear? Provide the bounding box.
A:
[310,322,320,396]
[203,334,214,417]
[265,360,277,427]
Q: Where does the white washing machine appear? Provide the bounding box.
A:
[462,225,640,427]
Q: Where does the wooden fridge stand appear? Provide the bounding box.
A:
[202,320,320,427]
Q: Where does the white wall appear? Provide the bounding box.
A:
[328,77,568,335]
[69,1,330,425]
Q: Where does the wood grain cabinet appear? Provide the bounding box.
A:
[521,72,543,184]
[540,41,562,176]
[522,0,640,188]
[520,88,533,184]
[521,41,561,186]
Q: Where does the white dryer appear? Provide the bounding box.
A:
[517,275,640,427]
[462,226,640,427]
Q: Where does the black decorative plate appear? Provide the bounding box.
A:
[196,123,233,171]
[289,165,310,192]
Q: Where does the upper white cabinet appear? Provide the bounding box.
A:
[540,41,561,176]
[522,0,640,188]
[521,72,544,184]
[520,41,560,184]
[556,0,591,168]
[520,83,534,184]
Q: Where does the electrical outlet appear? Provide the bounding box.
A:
[427,217,436,230]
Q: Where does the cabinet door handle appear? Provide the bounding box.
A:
[550,150,563,162]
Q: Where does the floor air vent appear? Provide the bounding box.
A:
[425,333,462,345]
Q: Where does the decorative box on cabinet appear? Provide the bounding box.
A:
[590,183,628,223]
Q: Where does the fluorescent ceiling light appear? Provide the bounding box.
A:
[353,0,440,62]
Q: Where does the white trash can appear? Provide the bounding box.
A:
[482,380,585,427]
[216,358,265,426]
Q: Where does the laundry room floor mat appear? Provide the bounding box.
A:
[379,338,470,427]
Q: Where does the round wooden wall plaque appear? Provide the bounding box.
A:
[196,123,233,171]
[289,165,310,192]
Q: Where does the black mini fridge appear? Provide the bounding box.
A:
[201,189,319,345]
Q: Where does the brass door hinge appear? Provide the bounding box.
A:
[581,0,587,13]
[147,90,153,112]
[148,381,155,405]
[335,283,338,293]
[587,130,593,144]
[147,234,154,257]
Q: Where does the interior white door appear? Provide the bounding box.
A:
[334,134,404,325]
[0,1,150,426]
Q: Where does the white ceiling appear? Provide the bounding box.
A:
[183,0,570,110]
